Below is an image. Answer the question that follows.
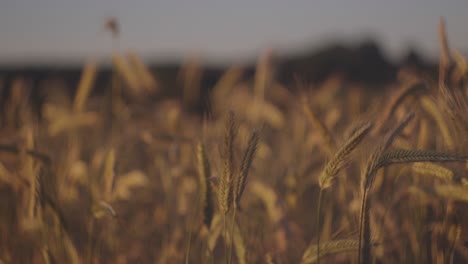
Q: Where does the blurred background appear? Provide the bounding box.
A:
[1,1,468,264]
[1,0,468,86]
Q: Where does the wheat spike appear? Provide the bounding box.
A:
[234,130,260,209]
[377,149,467,168]
[319,121,373,189]
[217,112,237,214]
[412,162,454,182]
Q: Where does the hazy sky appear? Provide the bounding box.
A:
[1,0,467,65]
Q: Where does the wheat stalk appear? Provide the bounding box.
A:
[301,97,336,156]
[374,81,426,134]
[358,112,414,264]
[319,121,373,189]
[420,96,455,149]
[196,141,214,228]
[316,121,372,264]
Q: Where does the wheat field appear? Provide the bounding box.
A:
[0,19,467,264]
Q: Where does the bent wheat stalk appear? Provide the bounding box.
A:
[359,113,414,264]
[316,121,372,264]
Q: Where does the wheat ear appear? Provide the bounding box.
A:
[358,113,414,264]
[319,121,373,189]
[315,121,372,264]
[217,111,237,215]
[234,130,260,209]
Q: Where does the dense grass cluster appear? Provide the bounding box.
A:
[0,19,467,264]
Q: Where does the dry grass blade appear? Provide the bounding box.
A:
[250,180,284,224]
[211,66,244,114]
[420,96,455,149]
[302,240,373,264]
[319,121,373,189]
[374,81,426,134]
[112,53,141,97]
[234,130,260,209]
[207,214,223,252]
[73,60,97,113]
[438,17,451,86]
[228,220,247,264]
[127,51,159,94]
[196,141,214,228]
[302,98,336,156]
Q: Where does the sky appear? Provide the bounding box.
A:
[1,0,467,65]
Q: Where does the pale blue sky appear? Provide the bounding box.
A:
[1,0,467,65]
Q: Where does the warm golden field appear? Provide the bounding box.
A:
[0,20,467,264]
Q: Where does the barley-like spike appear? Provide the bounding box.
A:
[412,162,454,182]
[378,148,467,168]
[319,121,373,189]
[217,111,237,214]
[234,130,260,209]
